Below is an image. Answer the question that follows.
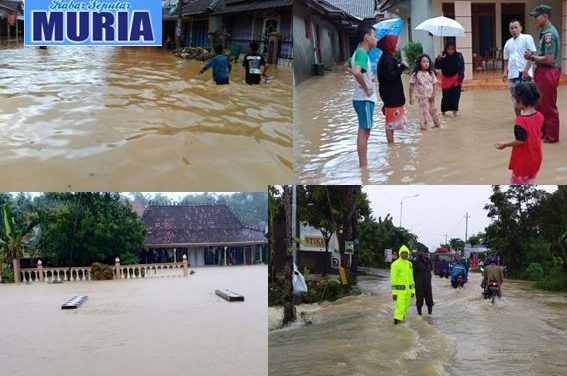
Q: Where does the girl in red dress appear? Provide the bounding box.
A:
[496,82,544,184]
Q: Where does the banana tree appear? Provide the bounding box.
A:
[0,204,39,281]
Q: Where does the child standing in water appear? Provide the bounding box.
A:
[200,45,231,85]
[243,42,269,85]
[344,25,378,167]
[377,31,407,143]
[496,82,544,184]
[409,54,440,130]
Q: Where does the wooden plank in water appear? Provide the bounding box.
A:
[61,295,88,310]
[215,289,244,302]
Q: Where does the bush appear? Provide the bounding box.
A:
[303,279,344,304]
[91,262,113,280]
[535,266,567,291]
[394,49,402,62]
[402,41,424,73]
[268,280,286,306]
[1,265,14,283]
[523,263,545,281]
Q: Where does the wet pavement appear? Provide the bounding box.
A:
[295,69,567,185]
[0,40,292,191]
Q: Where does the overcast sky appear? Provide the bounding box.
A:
[363,185,557,250]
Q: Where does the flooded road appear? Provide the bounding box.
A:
[295,69,567,184]
[0,265,267,376]
[269,270,567,376]
[0,39,292,191]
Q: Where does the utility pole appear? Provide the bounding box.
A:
[464,212,471,243]
[292,185,297,265]
[444,233,448,245]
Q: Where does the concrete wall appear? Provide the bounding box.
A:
[293,1,341,85]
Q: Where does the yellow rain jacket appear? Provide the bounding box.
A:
[390,245,415,322]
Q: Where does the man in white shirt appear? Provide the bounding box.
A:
[502,19,537,116]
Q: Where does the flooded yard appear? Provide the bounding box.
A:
[0,265,267,376]
[295,69,567,185]
[0,40,292,191]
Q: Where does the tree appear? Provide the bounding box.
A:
[38,193,146,267]
[175,0,184,49]
[449,238,465,254]
[0,203,39,282]
[281,185,295,326]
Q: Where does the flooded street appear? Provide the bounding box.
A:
[269,270,567,376]
[0,265,267,376]
[0,39,292,191]
[295,69,567,184]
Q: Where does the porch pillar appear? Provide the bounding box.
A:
[224,246,227,266]
[12,258,21,284]
[455,1,473,80]
[173,248,177,263]
[182,254,188,277]
[38,260,44,282]
[115,257,121,280]
[563,0,567,72]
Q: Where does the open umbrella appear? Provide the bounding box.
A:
[415,16,465,37]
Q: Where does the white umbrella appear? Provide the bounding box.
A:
[415,16,465,37]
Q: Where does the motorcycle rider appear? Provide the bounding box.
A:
[481,256,504,297]
[451,255,468,288]
[413,249,434,315]
[391,245,415,325]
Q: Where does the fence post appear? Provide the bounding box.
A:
[13,258,21,284]
[38,260,44,282]
[115,257,121,280]
[182,254,188,277]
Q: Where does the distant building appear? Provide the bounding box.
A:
[0,0,23,38]
[141,203,267,267]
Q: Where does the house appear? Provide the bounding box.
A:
[294,0,377,85]
[380,0,567,80]
[141,203,267,267]
[0,0,22,38]
[212,0,293,61]
[162,0,293,62]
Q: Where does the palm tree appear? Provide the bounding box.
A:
[0,204,38,282]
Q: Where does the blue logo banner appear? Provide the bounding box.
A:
[25,0,162,46]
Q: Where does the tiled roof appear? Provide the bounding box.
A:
[142,204,266,247]
[0,0,22,13]
[182,0,222,16]
[213,0,292,15]
[322,0,377,20]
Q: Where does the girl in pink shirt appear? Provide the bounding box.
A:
[409,54,441,130]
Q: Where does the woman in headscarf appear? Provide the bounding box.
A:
[435,42,465,116]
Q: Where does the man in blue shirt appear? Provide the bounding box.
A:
[200,45,231,85]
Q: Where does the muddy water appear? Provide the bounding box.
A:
[0,40,292,191]
[269,270,567,376]
[295,69,567,184]
[0,265,267,376]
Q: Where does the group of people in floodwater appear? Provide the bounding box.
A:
[390,246,505,325]
[346,5,561,185]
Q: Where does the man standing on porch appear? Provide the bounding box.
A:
[525,5,562,143]
[503,20,537,116]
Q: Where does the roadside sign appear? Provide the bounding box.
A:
[384,249,392,262]
[345,240,354,254]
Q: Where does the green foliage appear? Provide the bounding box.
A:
[449,238,465,253]
[535,265,567,291]
[402,41,423,72]
[1,265,14,283]
[303,279,343,304]
[394,49,402,62]
[523,263,545,281]
[91,262,113,280]
[268,280,286,306]
[39,193,146,267]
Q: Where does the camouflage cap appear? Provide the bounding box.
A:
[529,5,552,17]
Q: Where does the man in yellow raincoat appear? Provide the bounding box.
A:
[391,245,415,324]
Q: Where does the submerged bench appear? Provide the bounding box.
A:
[61,295,88,310]
[215,289,244,302]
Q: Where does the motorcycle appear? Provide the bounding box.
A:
[484,280,501,304]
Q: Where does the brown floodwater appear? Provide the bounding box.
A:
[0,39,292,191]
[269,270,567,376]
[0,265,267,376]
[295,69,567,184]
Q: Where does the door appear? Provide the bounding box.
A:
[315,25,322,64]
[191,20,209,47]
[472,3,495,57]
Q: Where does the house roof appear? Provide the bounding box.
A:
[182,0,222,16]
[0,0,22,13]
[213,0,293,15]
[322,0,376,21]
[142,203,266,247]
